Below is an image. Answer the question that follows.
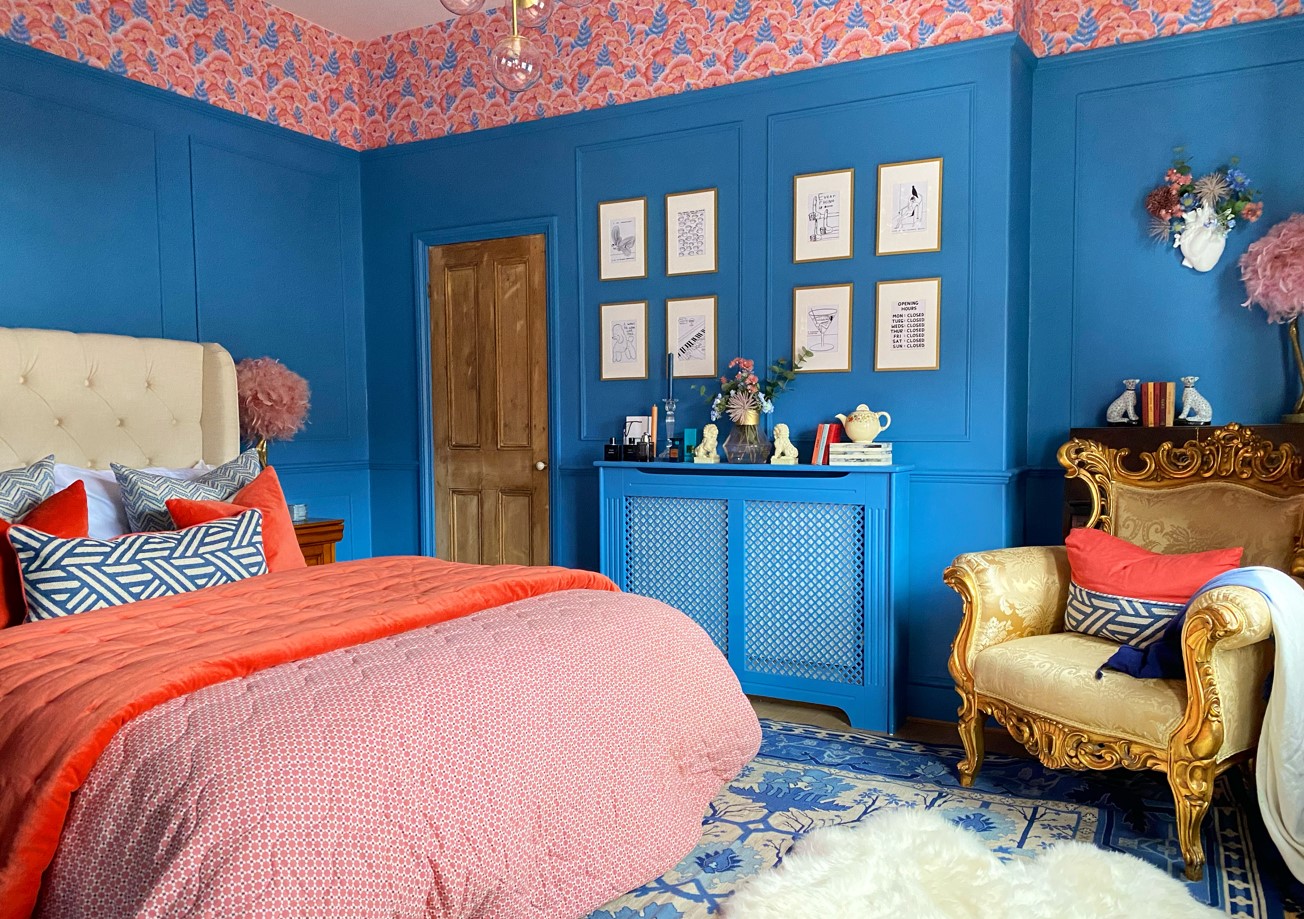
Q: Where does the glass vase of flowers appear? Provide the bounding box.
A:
[698,349,812,464]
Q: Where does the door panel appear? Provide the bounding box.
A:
[430,234,549,565]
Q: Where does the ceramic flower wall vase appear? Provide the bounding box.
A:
[1175,205,1228,272]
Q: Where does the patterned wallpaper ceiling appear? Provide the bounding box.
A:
[271,0,505,39]
[0,0,1297,149]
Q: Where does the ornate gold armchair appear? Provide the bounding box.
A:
[945,424,1304,880]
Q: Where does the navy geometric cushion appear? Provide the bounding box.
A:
[0,456,55,522]
[10,510,268,622]
[1064,580,1184,649]
[113,450,261,533]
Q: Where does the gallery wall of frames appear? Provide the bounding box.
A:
[363,34,1035,719]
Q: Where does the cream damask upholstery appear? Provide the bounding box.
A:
[0,328,239,471]
[946,425,1301,882]
[1112,481,1304,570]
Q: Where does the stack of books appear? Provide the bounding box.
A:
[1140,381,1176,427]
[828,441,894,466]
[810,423,843,464]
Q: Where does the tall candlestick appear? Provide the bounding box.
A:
[667,351,674,401]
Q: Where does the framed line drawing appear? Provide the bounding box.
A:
[876,157,943,255]
[793,168,854,263]
[875,277,940,371]
[666,295,717,378]
[666,188,718,276]
[600,301,649,380]
[598,197,647,280]
[793,284,853,373]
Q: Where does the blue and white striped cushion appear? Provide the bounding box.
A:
[0,456,55,522]
[113,450,261,533]
[1064,580,1183,649]
[11,510,268,622]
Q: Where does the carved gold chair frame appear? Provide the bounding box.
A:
[945,423,1304,880]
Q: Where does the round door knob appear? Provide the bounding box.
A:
[535,460,548,471]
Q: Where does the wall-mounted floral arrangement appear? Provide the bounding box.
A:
[1145,150,1263,272]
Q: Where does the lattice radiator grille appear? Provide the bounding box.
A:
[743,500,865,685]
[624,496,730,653]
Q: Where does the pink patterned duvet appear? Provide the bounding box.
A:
[35,589,760,919]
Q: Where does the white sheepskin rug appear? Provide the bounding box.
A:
[722,808,1222,919]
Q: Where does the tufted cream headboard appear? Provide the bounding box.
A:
[0,328,240,471]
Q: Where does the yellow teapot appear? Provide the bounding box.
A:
[835,404,892,443]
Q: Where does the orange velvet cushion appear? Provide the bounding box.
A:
[166,467,306,572]
[1,481,89,627]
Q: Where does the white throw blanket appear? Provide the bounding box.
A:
[1232,565,1304,881]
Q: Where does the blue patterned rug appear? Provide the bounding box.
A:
[590,719,1304,918]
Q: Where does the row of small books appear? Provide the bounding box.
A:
[810,424,894,465]
[1139,381,1177,427]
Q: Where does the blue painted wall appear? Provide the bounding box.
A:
[1025,18,1304,545]
[0,39,373,560]
[361,35,1035,719]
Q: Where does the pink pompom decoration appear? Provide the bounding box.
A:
[235,357,311,443]
[1241,213,1304,325]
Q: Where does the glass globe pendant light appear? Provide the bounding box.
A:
[440,0,486,16]
[515,0,552,28]
[491,0,545,92]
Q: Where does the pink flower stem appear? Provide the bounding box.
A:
[1290,318,1304,415]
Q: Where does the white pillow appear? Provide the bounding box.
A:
[54,462,213,539]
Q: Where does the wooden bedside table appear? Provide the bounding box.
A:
[294,519,345,566]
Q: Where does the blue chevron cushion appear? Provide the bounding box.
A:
[113,450,261,533]
[1064,582,1184,649]
[11,510,268,622]
[0,456,56,522]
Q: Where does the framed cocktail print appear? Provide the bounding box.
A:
[875,277,940,371]
[600,301,648,380]
[598,197,647,280]
[793,284,853,373]
[876,157,942,255]
[793,169,854,263]
[666,295,717,378]
[666,189,718,276]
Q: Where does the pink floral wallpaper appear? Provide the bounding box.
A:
[0,0,368,147]
[0,0,1298,148]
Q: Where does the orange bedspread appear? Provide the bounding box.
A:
[0,556,617,919]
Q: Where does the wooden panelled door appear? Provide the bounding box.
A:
[429,234,550,565]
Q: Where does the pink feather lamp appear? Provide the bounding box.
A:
[234,358,311,466]
[1241,214,1304,420]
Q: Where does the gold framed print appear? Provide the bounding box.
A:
[598,197,648,280]
[666,295,717,378]
[793,168,854,263]
[665,188,718,276]
[793,284,853,373]
[875,277,941,371]
[876,157,943,255]
[600,300,648,380]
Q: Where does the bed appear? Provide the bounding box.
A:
[0,328,761,919]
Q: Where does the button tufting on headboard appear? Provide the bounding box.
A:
[0,328,240,472]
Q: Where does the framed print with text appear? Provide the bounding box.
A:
[793,284,853,373]
[875,277,940,371]
[666,188,718,276]
[666,295,717,378]
[598,197,647,280]
[600,301,648,380]
[876,157,942,255]
[793,168,854,263]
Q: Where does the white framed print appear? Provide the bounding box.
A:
[666,295,717,378]
[875,277,941,371]
[599,197,647,280]
[600,301,648,380]
[876,157,942,256]
[666,188,718,276]
[793,168,854,263]
[793,284,853,373]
